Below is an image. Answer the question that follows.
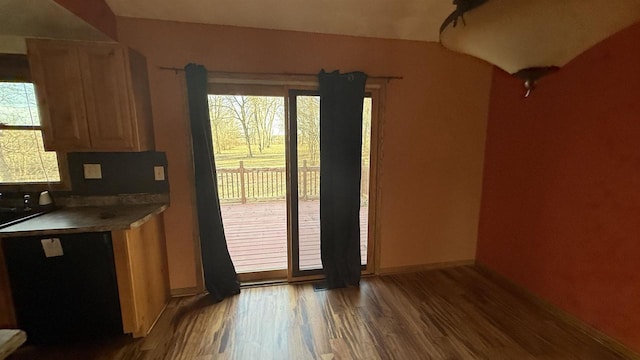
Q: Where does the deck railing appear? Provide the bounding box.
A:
[217,160,369,204]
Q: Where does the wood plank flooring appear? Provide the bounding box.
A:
[9,266,632,360]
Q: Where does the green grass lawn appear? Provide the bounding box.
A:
[213,143,369,170]
[214,143,316,169]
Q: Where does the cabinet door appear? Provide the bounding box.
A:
[27,41,91,150]
[112,214,170,337]
[78,44,136,150]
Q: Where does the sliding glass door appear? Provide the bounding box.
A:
[208,81,378,281]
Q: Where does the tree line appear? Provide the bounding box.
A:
[208,95,283,157]
[207,95,372,166]
[0,83,60,183]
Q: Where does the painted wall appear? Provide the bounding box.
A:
[53,0,117,40]
[478,23,640,352]
[116,18,492,291]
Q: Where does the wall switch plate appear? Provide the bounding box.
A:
[154,166,165,181]
[83,163,102,179]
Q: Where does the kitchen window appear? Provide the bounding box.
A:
[0,81,63,186]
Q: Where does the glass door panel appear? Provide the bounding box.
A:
[295,94,322,271]
[288,90,321,276]
[360,97,372,266]
[208,94,287,275]
[289,91,373,276]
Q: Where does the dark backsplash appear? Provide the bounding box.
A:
[66,152,169,195]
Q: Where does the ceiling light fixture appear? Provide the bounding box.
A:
[439,0,640,97]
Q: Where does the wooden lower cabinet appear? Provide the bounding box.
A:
[112,214,171,338]
[0,213,170,338]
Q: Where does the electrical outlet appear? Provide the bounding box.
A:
[154,166,165,181]
[83,164,102,179]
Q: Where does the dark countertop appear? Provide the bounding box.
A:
[0,203,168,238]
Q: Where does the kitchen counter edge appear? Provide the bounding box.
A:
[0,203,168,238]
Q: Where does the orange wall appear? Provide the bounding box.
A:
[116,17,493,290]
[53,0,117,40]
[478,23,640,352]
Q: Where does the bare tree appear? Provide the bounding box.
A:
[362,98,372,160]
[249,96,282,153]
[0,131,59,182]
[297,96,320,165]
[223,95,255,157]
[210,95,284,157]
[208,95,239,154]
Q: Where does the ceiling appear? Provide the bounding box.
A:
[104,0,455,42]
[0,0,110,54]
[3,0,638,68]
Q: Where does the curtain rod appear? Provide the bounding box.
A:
[157,66,403,80]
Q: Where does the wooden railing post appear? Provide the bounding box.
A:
[239,161,246,204]
[302,160,308,201]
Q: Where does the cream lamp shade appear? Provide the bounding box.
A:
[440,0,640,94]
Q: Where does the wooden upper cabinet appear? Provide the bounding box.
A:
[27,41,91,149]
[78,44,135,150]
[27,39,155,152]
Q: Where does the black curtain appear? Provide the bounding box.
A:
[319,70,368,288]
[184,63,240,301]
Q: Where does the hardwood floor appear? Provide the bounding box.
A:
[10,266,632,360]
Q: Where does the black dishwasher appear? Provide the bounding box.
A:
[2,232,123,344]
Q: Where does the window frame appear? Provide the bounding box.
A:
[0,54,70,191]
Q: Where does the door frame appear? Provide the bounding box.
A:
[205,72,385,283]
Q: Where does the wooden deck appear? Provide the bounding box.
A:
[221,201,368,273]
